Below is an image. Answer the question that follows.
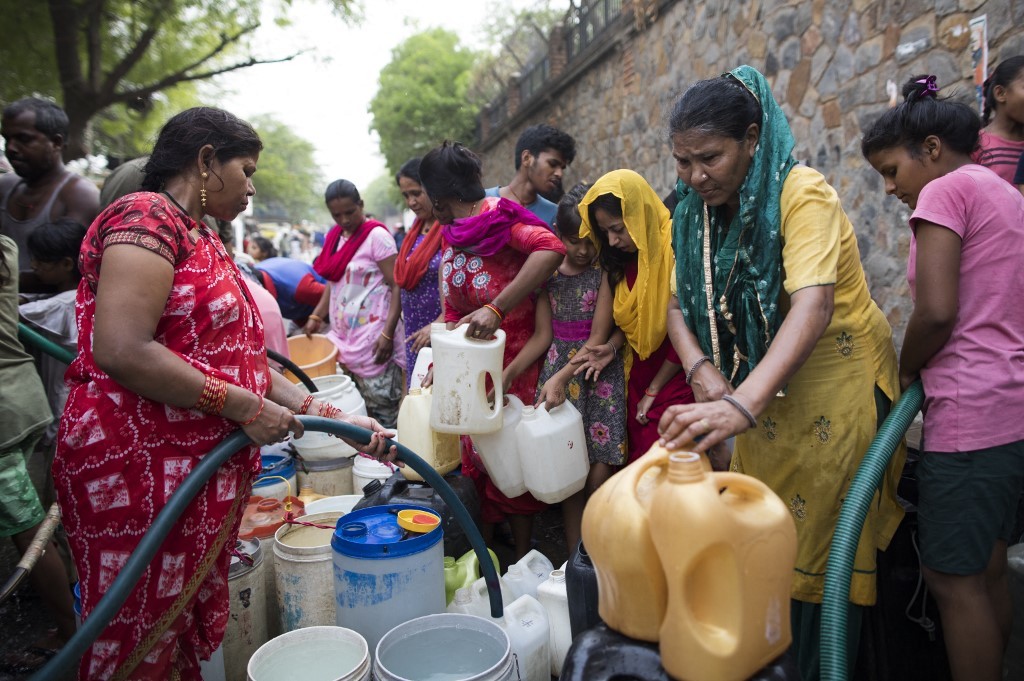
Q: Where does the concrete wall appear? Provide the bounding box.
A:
[476,0,1024,340]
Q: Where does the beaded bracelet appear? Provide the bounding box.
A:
[240,395,265,426]
[722,394,757,429]
[685,356,712,385]
[483,303,505,322]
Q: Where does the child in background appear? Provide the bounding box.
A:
[19,218,86,446]
[536,183,627,551]
[864,74,1024,681]
[976,56,1024,184]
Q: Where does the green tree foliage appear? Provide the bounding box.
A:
[361,172,403,224]
[466,1,562,108]
[368,28,477,175]
[249,114,323,223]
[0,0,358,160]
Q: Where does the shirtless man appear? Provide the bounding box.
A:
[0,98,99,287]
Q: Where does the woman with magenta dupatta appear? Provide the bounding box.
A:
[420,141,565,560]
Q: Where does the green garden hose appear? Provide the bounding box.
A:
[820,380,924,681]
[31,416,500,681]
[17,322,75,365]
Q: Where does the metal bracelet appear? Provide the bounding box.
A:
[685,355,712,384]
[722,394,757,429]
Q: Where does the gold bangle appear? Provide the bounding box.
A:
[381,331,394,341]
[308,313,323,323]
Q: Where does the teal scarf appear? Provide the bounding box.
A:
[672,65,797,387]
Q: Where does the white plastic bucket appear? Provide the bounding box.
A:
[247,625,370,681]
[199,645,225,681]
[304,494,362,517]
[296,456,354,497]
[374,613,515,681]
[292,375,368,459]
[332,504,445,652]
[351,456,395,494]
[222,539,267,681]
[274,511,344,631]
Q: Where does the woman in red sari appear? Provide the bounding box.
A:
[54,108,393,680]
[419,141,565,560]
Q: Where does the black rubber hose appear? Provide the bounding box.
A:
[31,416,499,680]
[266,347,318,392]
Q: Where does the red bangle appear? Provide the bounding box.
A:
[644,388,659,397]
[240,395,264,426]
[483,303,504,322]
[299,394,315,415]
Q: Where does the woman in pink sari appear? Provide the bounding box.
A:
[420,141,565,559]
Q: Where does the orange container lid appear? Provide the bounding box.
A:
[238,495,305,540]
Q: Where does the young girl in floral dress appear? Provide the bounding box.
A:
[536,183,627,550]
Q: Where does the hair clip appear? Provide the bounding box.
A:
[915,75,939,98]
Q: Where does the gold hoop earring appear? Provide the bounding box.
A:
[200,171,208,209]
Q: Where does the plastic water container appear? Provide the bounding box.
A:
[559,622,800,681]
[493,594,550,681]
[284,333,339,383]
[332,504,445,652]
[253,455,297,501]
[565,541,602,640]
[296,455,354,497]
[374,613,515,681]
[353,470,480,558]
[409,346,432,390]
[650,452,797,681]
[247,625,371,681]
[274,511,345,631]
[537,570,571,678]
[429,323,505,434]
[304,494,362,517]
[580,443,677,641]
[223,538,267,681]
[503,549,553,600]
[237,496,304,640]
[396,387,461,481]
[351,455,396,493]
[516,402,589,503]
[471,395,528,498]
[291,375,368,460]
[444,548,500,605]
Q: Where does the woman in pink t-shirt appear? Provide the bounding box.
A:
[305,180,406,427]
[864,75,1024,681]
[974,56,1024,184]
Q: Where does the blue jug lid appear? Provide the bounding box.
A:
[254,454,295,489]
[331,503,442,559]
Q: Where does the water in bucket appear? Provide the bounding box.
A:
[429,323,505,434]
[247,625,370,681]
[374,614,515,681]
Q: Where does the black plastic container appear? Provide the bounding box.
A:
[566,540,602,639]
[352,470,480,557]
[559,622,800,681]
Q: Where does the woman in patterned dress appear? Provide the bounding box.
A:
[656,66,905,681]
[393,157,444,387]
[419,140,565,560]
[54,108,393,680]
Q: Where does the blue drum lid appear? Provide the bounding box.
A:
[253,454,295,489]
[331,503,442,559]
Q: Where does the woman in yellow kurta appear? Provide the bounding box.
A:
[658,65,905,681]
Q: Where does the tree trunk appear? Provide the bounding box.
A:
[62,99,94,161]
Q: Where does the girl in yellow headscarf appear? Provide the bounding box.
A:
[578,170,695,462]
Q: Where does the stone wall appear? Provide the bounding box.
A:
[477,0,1024,342]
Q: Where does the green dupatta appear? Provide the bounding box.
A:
[671,65,797,387]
